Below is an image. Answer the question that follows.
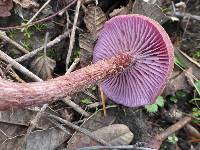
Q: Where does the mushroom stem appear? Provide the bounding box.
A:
[0,53,133,110]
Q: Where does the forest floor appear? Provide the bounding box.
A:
[0,0,199,150]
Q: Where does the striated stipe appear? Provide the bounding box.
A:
[93,15,174,107]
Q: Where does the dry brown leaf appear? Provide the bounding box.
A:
[109,0,133,18]
[1,127,70,150]
[84,5,107,38]
[67,108,116,149]
[109,6,130,18]
[132,0,168,24]
[13,0,39,8]
[30,55,56,80]
[0,0,13,17]
[68,124,133,150]
[79,33,96,67]
[163,68,193,96]
[0,109,54,129]
[80,5,106,67]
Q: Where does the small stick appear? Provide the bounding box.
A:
[62,96,90,117]
[0,50,42,81]
[46,113,110,146]
[78,145,155,150]
[0,30,29,54]
[83,90,98,100]
[171,1,200,21]
[21,0,52,31]
[16,104,48,150]
[66,0,82,70]
[47,118,71,135]
[148,116,192,149]
[65,57,80,74]
[0,0,78,30]
[15,31,69,62]
[174,12,200,21]
[87,102,101,109]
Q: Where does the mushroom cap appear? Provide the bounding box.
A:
[93,14,174,107]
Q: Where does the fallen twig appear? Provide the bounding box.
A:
[66,0,82,70]
[46,112,110,146]
[174,12,200,21]
[0,30,29,54]
[62,96,90,117]
[0,50,42,81]
[21,0,52,31]
[148,116,192,149]
[16,104,48,150]
[66,57,80,74]
[0,0,78,30]
[15,31,70,62]
[78,145,156,150]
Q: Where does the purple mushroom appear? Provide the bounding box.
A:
[93,14,174,107]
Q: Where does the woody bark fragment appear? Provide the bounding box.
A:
[0,53,132,110]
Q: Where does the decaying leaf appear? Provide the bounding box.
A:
[13,0,39,8]
[0,109,54,129]
[67,108,116,149]
[163,69,193,96]
[79,5,106,67]
[1,127,70,150]
[30,55,56,80]
[79,33,96,66]
[109,0,133,18]
[84,5,107,38]
[68,124,133,149]
[0,0,13,17]
[132,0,168,24]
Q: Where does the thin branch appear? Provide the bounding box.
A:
[66,57,80,74]
[66,0,82,70]
[62,96,90,117]
[0,50,42,81]
[48,118,72,135]
[15,31,69,62]
[148,116,192,149]
[16,104,48,150]
[46,112,110,146]
[43,32,49,57]
[21,0,52,31]
[0,0,78,30]
[0,30,29,54]
[78,145,156,150]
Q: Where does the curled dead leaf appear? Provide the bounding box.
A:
[79,33,96,67]
[163,69,193,96]
[68,124,133,150]
[30,55,56,80]
[0,0,13,17]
